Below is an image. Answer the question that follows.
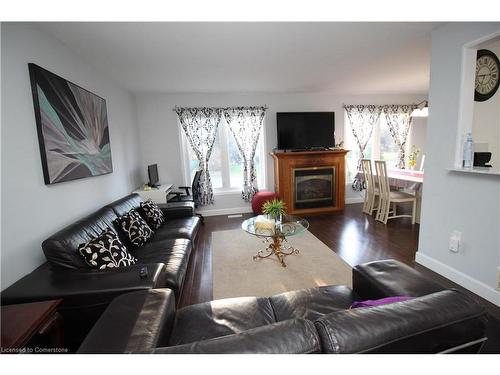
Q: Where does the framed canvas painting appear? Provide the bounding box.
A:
[28,63,113,185]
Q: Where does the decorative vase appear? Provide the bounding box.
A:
[274,214,282,233]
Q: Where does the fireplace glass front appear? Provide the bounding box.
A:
[294,167,335,209]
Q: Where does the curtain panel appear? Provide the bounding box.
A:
[344,104,383,172]
[382,105,416,169]
[223,106,267,201]
[174,106,222,205]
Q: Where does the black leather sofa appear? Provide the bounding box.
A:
[78,260,488,354]
[1,193,201,350]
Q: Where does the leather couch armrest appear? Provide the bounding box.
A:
[314,290,488,354]
[78,289,176,353]
[158,203,195,219]
[353,259,444,299]
[1,263,167,308]
[150,319,321,354]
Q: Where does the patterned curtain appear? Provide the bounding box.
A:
[174,107,222,205]
[382,105,416,169]
[344,104,382,169]
[223,106,267,201]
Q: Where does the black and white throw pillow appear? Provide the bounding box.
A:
[78,228,137,270]
[115,209,153,247]
[140,200,165,230]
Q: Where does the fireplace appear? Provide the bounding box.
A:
[272,150,347,215]
[294,167,335,209]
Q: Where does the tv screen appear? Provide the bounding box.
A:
[277,112,335,150]
[148,164,159,187]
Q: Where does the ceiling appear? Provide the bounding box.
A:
[37,22,439,95]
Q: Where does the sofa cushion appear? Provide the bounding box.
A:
[42,207,120,269]
[106,193,143,217]
[350,296,412,309]
[130,238,192,295]
[140,200,165,230]
[314,290,487,354]
[155,319,321,354]
[115,209,154,247]
[270,285,359,322]
[169,296,276,346]
[78,228,137,270]
[152,217,201,242]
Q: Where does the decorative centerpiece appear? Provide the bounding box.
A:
[408,146,421,170]
[262,199,287,231]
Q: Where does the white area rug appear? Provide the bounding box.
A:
[212,229,352,300]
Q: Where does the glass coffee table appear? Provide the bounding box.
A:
[241,214,309,267]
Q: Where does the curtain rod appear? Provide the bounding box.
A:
[342,103,419,108]
[173,105,268,111]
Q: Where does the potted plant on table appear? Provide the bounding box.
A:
[262,199,287,229]
[408,145,421,170]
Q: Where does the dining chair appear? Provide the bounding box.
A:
[374,160,416,224]
[361,159,379,215]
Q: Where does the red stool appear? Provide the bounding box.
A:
[251,191,278,215]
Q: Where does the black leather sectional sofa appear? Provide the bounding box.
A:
[1,193,489,353]
[78,260,488,354]
[1,193,201,350]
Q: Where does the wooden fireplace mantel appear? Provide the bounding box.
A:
[271,150,349,215]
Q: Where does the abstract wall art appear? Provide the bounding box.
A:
[29,63,113,184]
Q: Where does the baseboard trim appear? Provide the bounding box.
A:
[199,199,363,216]
[416,252,500,306]
[197,206,253,217]
[346,197,364,204]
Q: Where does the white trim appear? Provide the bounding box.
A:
[416,252,500,307]
[455,30,500,168]
[197,206,253,217]
[346,197,364,204]
[214,188,243,196]
[177,120,191,186]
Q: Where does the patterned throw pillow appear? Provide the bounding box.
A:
[78,228,137,270]
[140,200,165,230]
[115,209,153,246]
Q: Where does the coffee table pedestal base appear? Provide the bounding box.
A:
[253,236,299,267]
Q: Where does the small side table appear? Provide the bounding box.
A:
[1,299,64,352]
[132,184,173,203]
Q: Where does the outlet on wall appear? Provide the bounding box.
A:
[449,230,461,253]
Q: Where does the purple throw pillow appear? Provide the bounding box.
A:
[350,296,412,309]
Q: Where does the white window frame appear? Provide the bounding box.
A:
[178,117,267,195]
[344,111,412,181]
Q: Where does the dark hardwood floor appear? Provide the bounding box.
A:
[179,203,500,353]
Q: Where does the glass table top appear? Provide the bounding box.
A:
[242,214,309,238]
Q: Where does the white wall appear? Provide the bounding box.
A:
[472,41,500,169]
[1,23,143,289]
[409,117,427,169]
[135,92,426,215]
[417,22,500,306]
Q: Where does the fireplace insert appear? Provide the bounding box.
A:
[294,167,335,209]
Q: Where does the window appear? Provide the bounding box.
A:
[181,117,266,192]
[345,111,411,182]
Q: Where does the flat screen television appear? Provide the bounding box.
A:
[148,164,159,188]
[277,112,335,150]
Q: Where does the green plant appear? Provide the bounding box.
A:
[408,145,421,169]
[262,199,287,219]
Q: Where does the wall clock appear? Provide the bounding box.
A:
[474,49,500,102]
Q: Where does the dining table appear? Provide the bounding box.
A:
[355,168,424,223]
